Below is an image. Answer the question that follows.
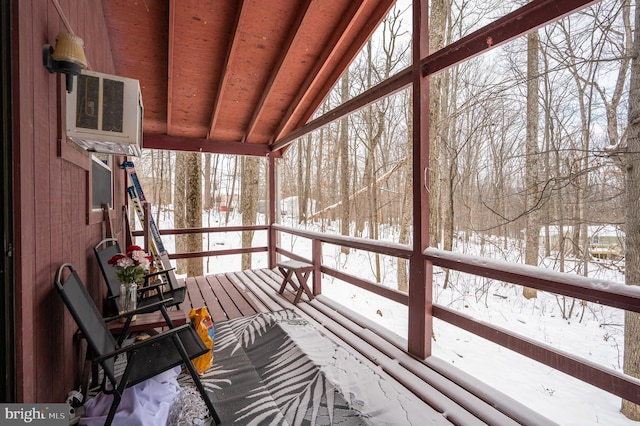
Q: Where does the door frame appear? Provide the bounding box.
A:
[1,0,16,403]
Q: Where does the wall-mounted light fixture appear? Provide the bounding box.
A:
[43,32,88,93]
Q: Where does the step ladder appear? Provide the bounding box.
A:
[121,161,166,264]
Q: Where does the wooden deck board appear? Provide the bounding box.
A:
[184,277,205,311]
[223,272,270,314]
[225,271,284,313]
[195,275,227,322]
[182,269,554,426]
[206,275,243,320]
[216,274,259,316]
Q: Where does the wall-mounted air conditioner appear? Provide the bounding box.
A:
[66,70,143,157]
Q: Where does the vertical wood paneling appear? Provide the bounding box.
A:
[13,0,128,403]
[52,0,73,397]
[46,0,62,397]
[14,0,37,403]
[34,0,51,400]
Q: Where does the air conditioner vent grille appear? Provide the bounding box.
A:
[66,70,143,157]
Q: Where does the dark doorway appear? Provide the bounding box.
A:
[1,0,15,402]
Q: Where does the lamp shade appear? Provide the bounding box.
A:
[51,32,88,68]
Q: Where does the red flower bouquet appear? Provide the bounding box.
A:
[108,245,153,284]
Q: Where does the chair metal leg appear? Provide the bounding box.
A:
[105,357,134,425]
[105,389,122,426]
[160,305,175,328]
[171,334,222,425]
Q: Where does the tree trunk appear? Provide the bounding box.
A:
[397,96,412,293]
[225,156,238,225]
[174,152,202,276]
[315,127,324,227]
[203,153,213,211]
[622,1,640,419]
[339,73,351,253]
[524,29,540,299]
[241,156,260,270]
[428,0,448,248]
[184,153,203,277]
[297,141,304,221]
[300,133,312,224]
[174,153,187,274]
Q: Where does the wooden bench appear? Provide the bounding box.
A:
[276,260,314,304]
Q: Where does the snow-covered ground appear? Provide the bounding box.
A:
[148,208,634,425]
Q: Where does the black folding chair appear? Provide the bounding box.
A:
[94,238,186,314]
[55,263,220,425]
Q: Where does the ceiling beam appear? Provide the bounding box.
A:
[243,0,313,143]
[166,0,177,133]
[293,0,396,137]
[207,0,247,140]
[270,0,369,143]
[271,68,411,151]
[144,133,275,157]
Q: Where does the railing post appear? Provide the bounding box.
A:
[408,0,432,360]
[267,153,277,269]
[312,238,322,296]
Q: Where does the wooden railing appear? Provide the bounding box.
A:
[134,214,640,404]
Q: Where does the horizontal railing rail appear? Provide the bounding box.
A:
[273,224,640,405]
[274,224,411,303]
[272,224,412,258]
[132,221,269,261]
[131,224,268,237]
[169,246,267,260]
[135,213,640,404]
[424,247,640,314]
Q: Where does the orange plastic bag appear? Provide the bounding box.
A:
[188,307,215,374]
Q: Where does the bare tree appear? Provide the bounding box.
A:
[397,93,412,293]
[428,0,450,248]
[174,152,203,276]
[226,156,238,225]
[240,156,260,269]
[203,153,214,211]
[621,1,640,419]
[339,73,351,254]
[523,29,541,299]
[297,133,312,223]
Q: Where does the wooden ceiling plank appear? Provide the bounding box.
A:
[102,0,170,134]
[243,0,313,143]
[167,2,225,138]
[207,0,247,140]
[166,0,177,134]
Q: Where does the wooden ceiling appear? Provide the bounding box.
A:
[101,0,396,156]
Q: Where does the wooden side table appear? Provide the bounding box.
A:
[77,309,187,394]
[277,260,314,304]
[106,309,187,335]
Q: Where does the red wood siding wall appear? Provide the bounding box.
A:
[12,0,128,403]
